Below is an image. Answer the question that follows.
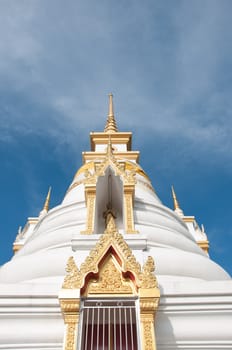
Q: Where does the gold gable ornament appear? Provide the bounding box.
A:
[59,216,160,350]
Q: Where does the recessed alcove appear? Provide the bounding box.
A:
[94,166,124,234]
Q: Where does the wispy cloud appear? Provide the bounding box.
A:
[0,1,232,167]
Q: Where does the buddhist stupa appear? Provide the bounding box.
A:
[0,94,231,350]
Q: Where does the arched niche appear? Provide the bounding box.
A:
[81,143,137,235]
[94,166,124,234]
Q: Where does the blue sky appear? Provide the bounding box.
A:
[0,0,231,276]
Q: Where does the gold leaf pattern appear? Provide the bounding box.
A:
[87,258,133,294]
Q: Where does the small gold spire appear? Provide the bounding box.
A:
[171,185,180,210]
[104,93,118,133]
[43,186,51,212]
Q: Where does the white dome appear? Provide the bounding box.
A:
[0,159,229,284]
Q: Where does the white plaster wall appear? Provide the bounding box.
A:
[0,281,231,350]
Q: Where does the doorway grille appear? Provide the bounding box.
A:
[79,298,139,350]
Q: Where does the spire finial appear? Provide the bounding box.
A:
[43,186,51,212]
[104,93,118,133]
[171,185,180,210]
[171,186,184,217]
[108,93,114,117]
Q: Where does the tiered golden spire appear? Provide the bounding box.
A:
[43,186,51,212]
[104,93,118,133]
[171,185,180,210]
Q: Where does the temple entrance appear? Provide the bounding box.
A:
[79,298,139,350]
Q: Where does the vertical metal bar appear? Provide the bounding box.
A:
[108,308,110,350]
[84,308,89,350]
[124,308,128,350]
[129,307,134,350]
[119,307,122,350]
[103,307,105,350]
[91,307,94,350]
[113,307,116,350]
[97,306,100,350]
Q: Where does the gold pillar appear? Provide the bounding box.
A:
[59,296,80,350]
[81,184,96,234]
[139,289,160,350]
[124,184,137,233]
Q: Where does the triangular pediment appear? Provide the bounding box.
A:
[62,214,158,296]
[83,140,137,187]
[85,254,136,295]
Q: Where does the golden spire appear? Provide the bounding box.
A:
[104,93,118,133]
[171,185,184,217]
[171,185,180,210]
[43,186,51,212]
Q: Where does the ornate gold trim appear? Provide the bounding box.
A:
[63,218,144,290]
[59,298,80,350]
[59,216,160,350]
[83,151,140,163]
[86,255,135,295]
[124,186,137,233]
[140,315,157,350]
[80,186,96,234]
[80,139,137,234]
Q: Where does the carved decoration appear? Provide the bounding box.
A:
[78,135,143,235]
[65,156,154,196]
[140,256,158,289]
[143,321,154,350]
[65,323,76,350]
[63,220,158,292]
[103,210,117,232]
[89,140,136,186]
[124,191,136,233]
[87,257,133,294]
[59,298,80,350]
[140,311,158,350]
[80,138,138,234]
[86,193,95,233]
[63,221,142,289]
[62,257,81,289]
[81,184,96,234]
[60,210,160,350]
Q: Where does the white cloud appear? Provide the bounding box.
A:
[0,0,232,169]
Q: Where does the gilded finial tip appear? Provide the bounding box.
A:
[171,185,180,210]
[43,186,52,212]
[104,93,118,133]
